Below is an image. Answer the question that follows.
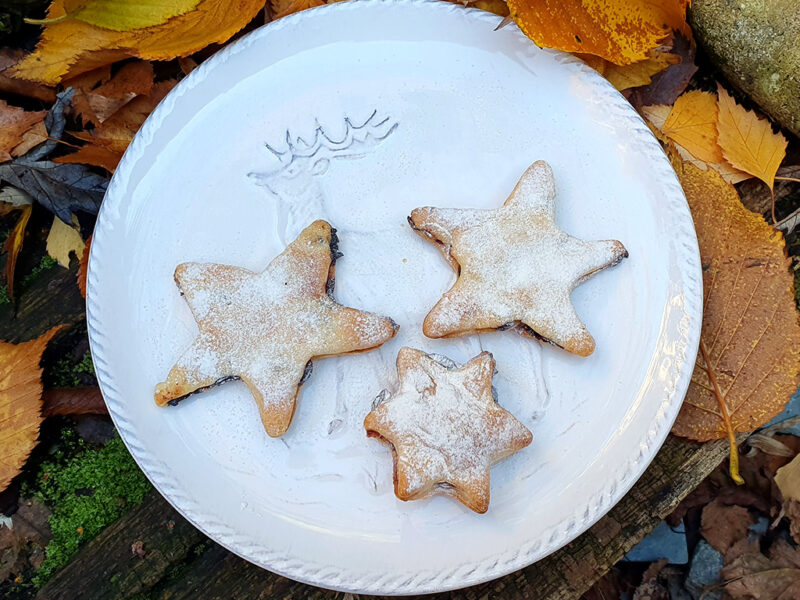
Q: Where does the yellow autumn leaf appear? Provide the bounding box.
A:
[29,0,202,32]
[0,327,64,492]
[506,0,689,65]
[46,214,86,268]
[1,200,32,302]
[663,90,723,164]
[11,0,264,84]
[602,52,680,91]
[716,84,787,190]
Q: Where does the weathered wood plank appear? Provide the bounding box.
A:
[36,492,205,600]
[37,435,730,600]
[0,261,84,343]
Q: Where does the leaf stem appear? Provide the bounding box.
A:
[699,339,744,485]
[775,176,800,184]
[24,14,69,26]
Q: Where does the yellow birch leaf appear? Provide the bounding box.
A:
[716,84,788,190]
[506,0,689,65]
[31,0,203,32]
[46,214,86,268]
[11,0,264,84]
[272,0,324,20]
[663,90,724,164]
[640,104,671,130]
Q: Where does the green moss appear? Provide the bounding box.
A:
[49,350,95,388]
[0,285,9,306]
[30,436,151,585]
[21,255,58,288]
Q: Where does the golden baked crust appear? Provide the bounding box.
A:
[364,347,532,513]
[155,220,398,437]
[408,160,628,356]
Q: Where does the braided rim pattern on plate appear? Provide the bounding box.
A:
[86,0,702,594]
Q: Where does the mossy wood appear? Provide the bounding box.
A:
[37,436,729,600]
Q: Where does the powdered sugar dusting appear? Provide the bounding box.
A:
[410,161,627,356]
[155,221,397,436]
[365,347,532,512]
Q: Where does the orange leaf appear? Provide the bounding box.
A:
[0,101,47,163]
[2,204,32,303]
[0,326,64,492]
[11,120,49,158]
[272,0,324,20]
[11,0,264,85]
[506,0,689,65]
[716,85,787,190]
[92,60,153,99]
[670,154,800,443]
[602,52,680,91]
[77,234,91,297]
[54,144,121,172]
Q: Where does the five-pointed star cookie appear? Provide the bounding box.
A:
[155,220,398,437]
[364,347,532,513]
[408,160,628,356]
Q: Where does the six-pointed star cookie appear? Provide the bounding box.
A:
[155,220,398,437]
[409,160,628,356]
[364,347,532,513]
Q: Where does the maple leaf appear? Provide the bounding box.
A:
[71,61,155,125]
[506,0,689,66]
[11,121,49,158]
[670,155,800,481]
[0,101,47,163]
[0,326,64,493]
[716,85,787,191]
[28,0,203,32]
[11,0,264,85]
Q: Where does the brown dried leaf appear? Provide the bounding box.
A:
[723,539,800,600]
[700,499,754,554]
[93,60,154,98]
[0,101,47,163]
[77,234,91,297]
[11,121,49,158]
[272,0,324,19]
[628,31,696,108]
[0,50,56,103]
[41,387,106,418]
[0,327,64,492]
[670,158,800,442]
[53,144,121,172]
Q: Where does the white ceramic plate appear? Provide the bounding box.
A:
[86,1,702,594]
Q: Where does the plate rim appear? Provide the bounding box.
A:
[86,0,703,593]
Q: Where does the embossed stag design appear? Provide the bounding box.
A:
[248,111,398,245]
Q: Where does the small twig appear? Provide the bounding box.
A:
[699,339,744,485]
[770,186,777,225]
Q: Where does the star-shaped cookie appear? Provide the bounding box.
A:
[155,220,398,437]
[408,160,628,356]
[364,347,532,513]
